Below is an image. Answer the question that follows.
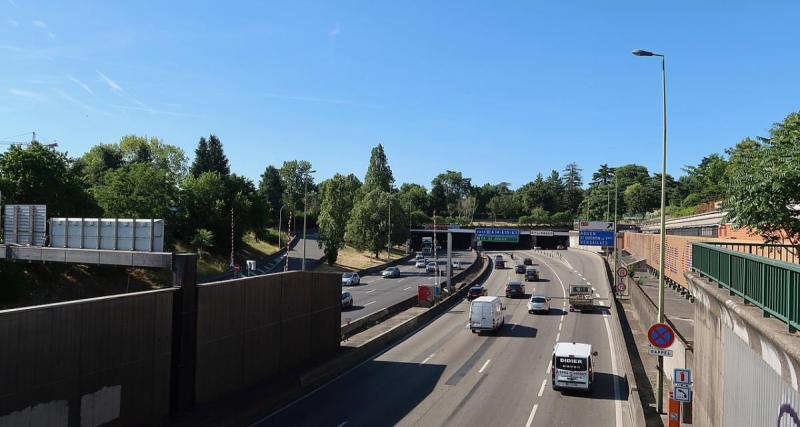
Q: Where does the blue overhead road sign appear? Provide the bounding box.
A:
[579,230,615,246]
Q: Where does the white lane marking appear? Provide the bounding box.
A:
[337,423,347,427]
[546,359,552,374]
[402,286,412,291]
[596,293,601,298]
[478,359,491,374]
[366,289,375,293]
[556,332,560,341]
[537,378,547,397]
[511,323,517,331]
[524,404,539,427]
[604,316,623,427]
[364,301,376,306]
[587,281,592,286]
[420,353,435,364]
[558,322,562,332]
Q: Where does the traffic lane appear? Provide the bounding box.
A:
[527,250,622,427]
[559,249,613,309]
[421,258,567,427]
[340,251,476,323]
[257,260,509,427]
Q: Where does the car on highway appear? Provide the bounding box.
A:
[468,296,505,333]
[415,259,427,268]
[533,246,542,250]
[494,255,505,269]
[342,272,360,286]
[514,264,525,274]
[415,253,425,261]
[466,286,487,301]
[552,342,597,392]
[568,284,594,312]
[426,261,437,273]
[525,266,539,282]
[341,291,353,308]
[381,266,401,278]
[557,244,566,250]
[452,260,461,269]
[527,295,551,314]
[523,257,533,265]
[505,281,526,298]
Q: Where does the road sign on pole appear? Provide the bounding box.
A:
[475,228,519,243]
[674,368,691,385]
[617,282,627,292]
[647,347,674,357]
[673,385,692,402]
[617,267,628,278]
[648,323,676,349]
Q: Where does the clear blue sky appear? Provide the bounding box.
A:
[2,1,798,189]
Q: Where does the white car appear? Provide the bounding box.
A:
[341,291,353,308]
[426,261,437,273]
[415,259,427,268]
[342,272,360,286]
[452,260,461,269]
[527,295,551,314]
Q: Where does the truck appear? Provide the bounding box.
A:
[468,296,505,333]
[421,236,433,256]
[568,284,594,312]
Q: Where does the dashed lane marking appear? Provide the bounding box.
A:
[537,379,547,397]
[524,404,539,427]
[364,301,376,306]
[478,359,491,374]
[420,353,435,364]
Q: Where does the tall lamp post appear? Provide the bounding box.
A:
[633,48,668,414]
[277,204,286,253]
[302,169,317,271]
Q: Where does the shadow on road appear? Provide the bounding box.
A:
[254,360,446,427]
[559,373,629,401]
[495,323,538,338]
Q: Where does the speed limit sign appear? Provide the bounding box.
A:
[617,282,627,292]
[617,267,628,278]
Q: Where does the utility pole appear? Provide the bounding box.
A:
[606,185,611,222]
[387,196,392,261]
[433,209,438,288]
[613,172,619,291]
[230,207,235,277]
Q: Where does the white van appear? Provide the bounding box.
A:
[468,296,505,333]
[551,342,597,392]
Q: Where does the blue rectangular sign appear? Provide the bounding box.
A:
[579,230,615,246]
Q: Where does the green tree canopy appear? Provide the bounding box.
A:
[318,173,361,264]
[363,143,394,193]
[258,165,285,225]
[92,162,173,219]
[430,171,472,217]
[279,160,314,214]
[190,134,230,177]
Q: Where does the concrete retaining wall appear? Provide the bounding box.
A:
[194,271,341,405]
[0,289,175,426]
[688,271,800,427]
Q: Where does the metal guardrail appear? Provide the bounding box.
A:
[692,242,800,332]
[709,241,800,264]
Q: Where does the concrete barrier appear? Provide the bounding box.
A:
[600,255,647,427]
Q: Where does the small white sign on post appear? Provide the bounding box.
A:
[674,368,692,385]
[648,347,674,357]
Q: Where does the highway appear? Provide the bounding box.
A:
[342,250,477,326]
[255,249,625,427]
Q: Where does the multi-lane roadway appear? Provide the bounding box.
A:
[255,248,627,427]
[342,250,477,325]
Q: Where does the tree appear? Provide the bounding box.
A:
[363,144,394,193]
[680,154,728,203]
[179,171,230,253]
[430,171,472,217]
[398,183,430,218]
[726,112,800,245]
[318,174,360,264]
[258,165,285,225]
[191,229,214,257]
[487,193,522,219]
[0,142,97,217]
[279,160,314,214]
[346,189,404,258]
[563,162,583,190]
[190,134,229,177]
[92,162,173,219]
[623,183,649,217]
[519,207,550,225]
[76,144,123,186]
[118,135,187,183]
[591,164,614,187]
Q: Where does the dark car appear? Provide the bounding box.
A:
[505,281,526,298]
[523,257,533,266]
[515,264,525,274]
[467,286,488,301]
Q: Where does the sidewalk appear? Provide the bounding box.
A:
[618,260,696,426]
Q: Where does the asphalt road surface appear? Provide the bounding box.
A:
[254,249,625,427]
[267,232,326,273]
[342,250,477,326]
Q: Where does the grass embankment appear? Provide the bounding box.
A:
[179,228,288,279]
[314,246,407,274]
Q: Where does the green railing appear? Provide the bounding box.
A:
[692,242,800,332]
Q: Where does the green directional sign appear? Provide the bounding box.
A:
[475,228,519,243]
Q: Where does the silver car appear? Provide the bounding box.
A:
[342,272,360,286]
[426,261,437,273]
[527,295,551,314]
[341,291,353,308]
[415,259,427,268]
[382,266,401,278]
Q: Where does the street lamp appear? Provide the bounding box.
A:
[387,194,392,261]
[302,169,317,271]
[633,48,668,414]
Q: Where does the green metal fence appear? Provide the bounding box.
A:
[692,242,800,332]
